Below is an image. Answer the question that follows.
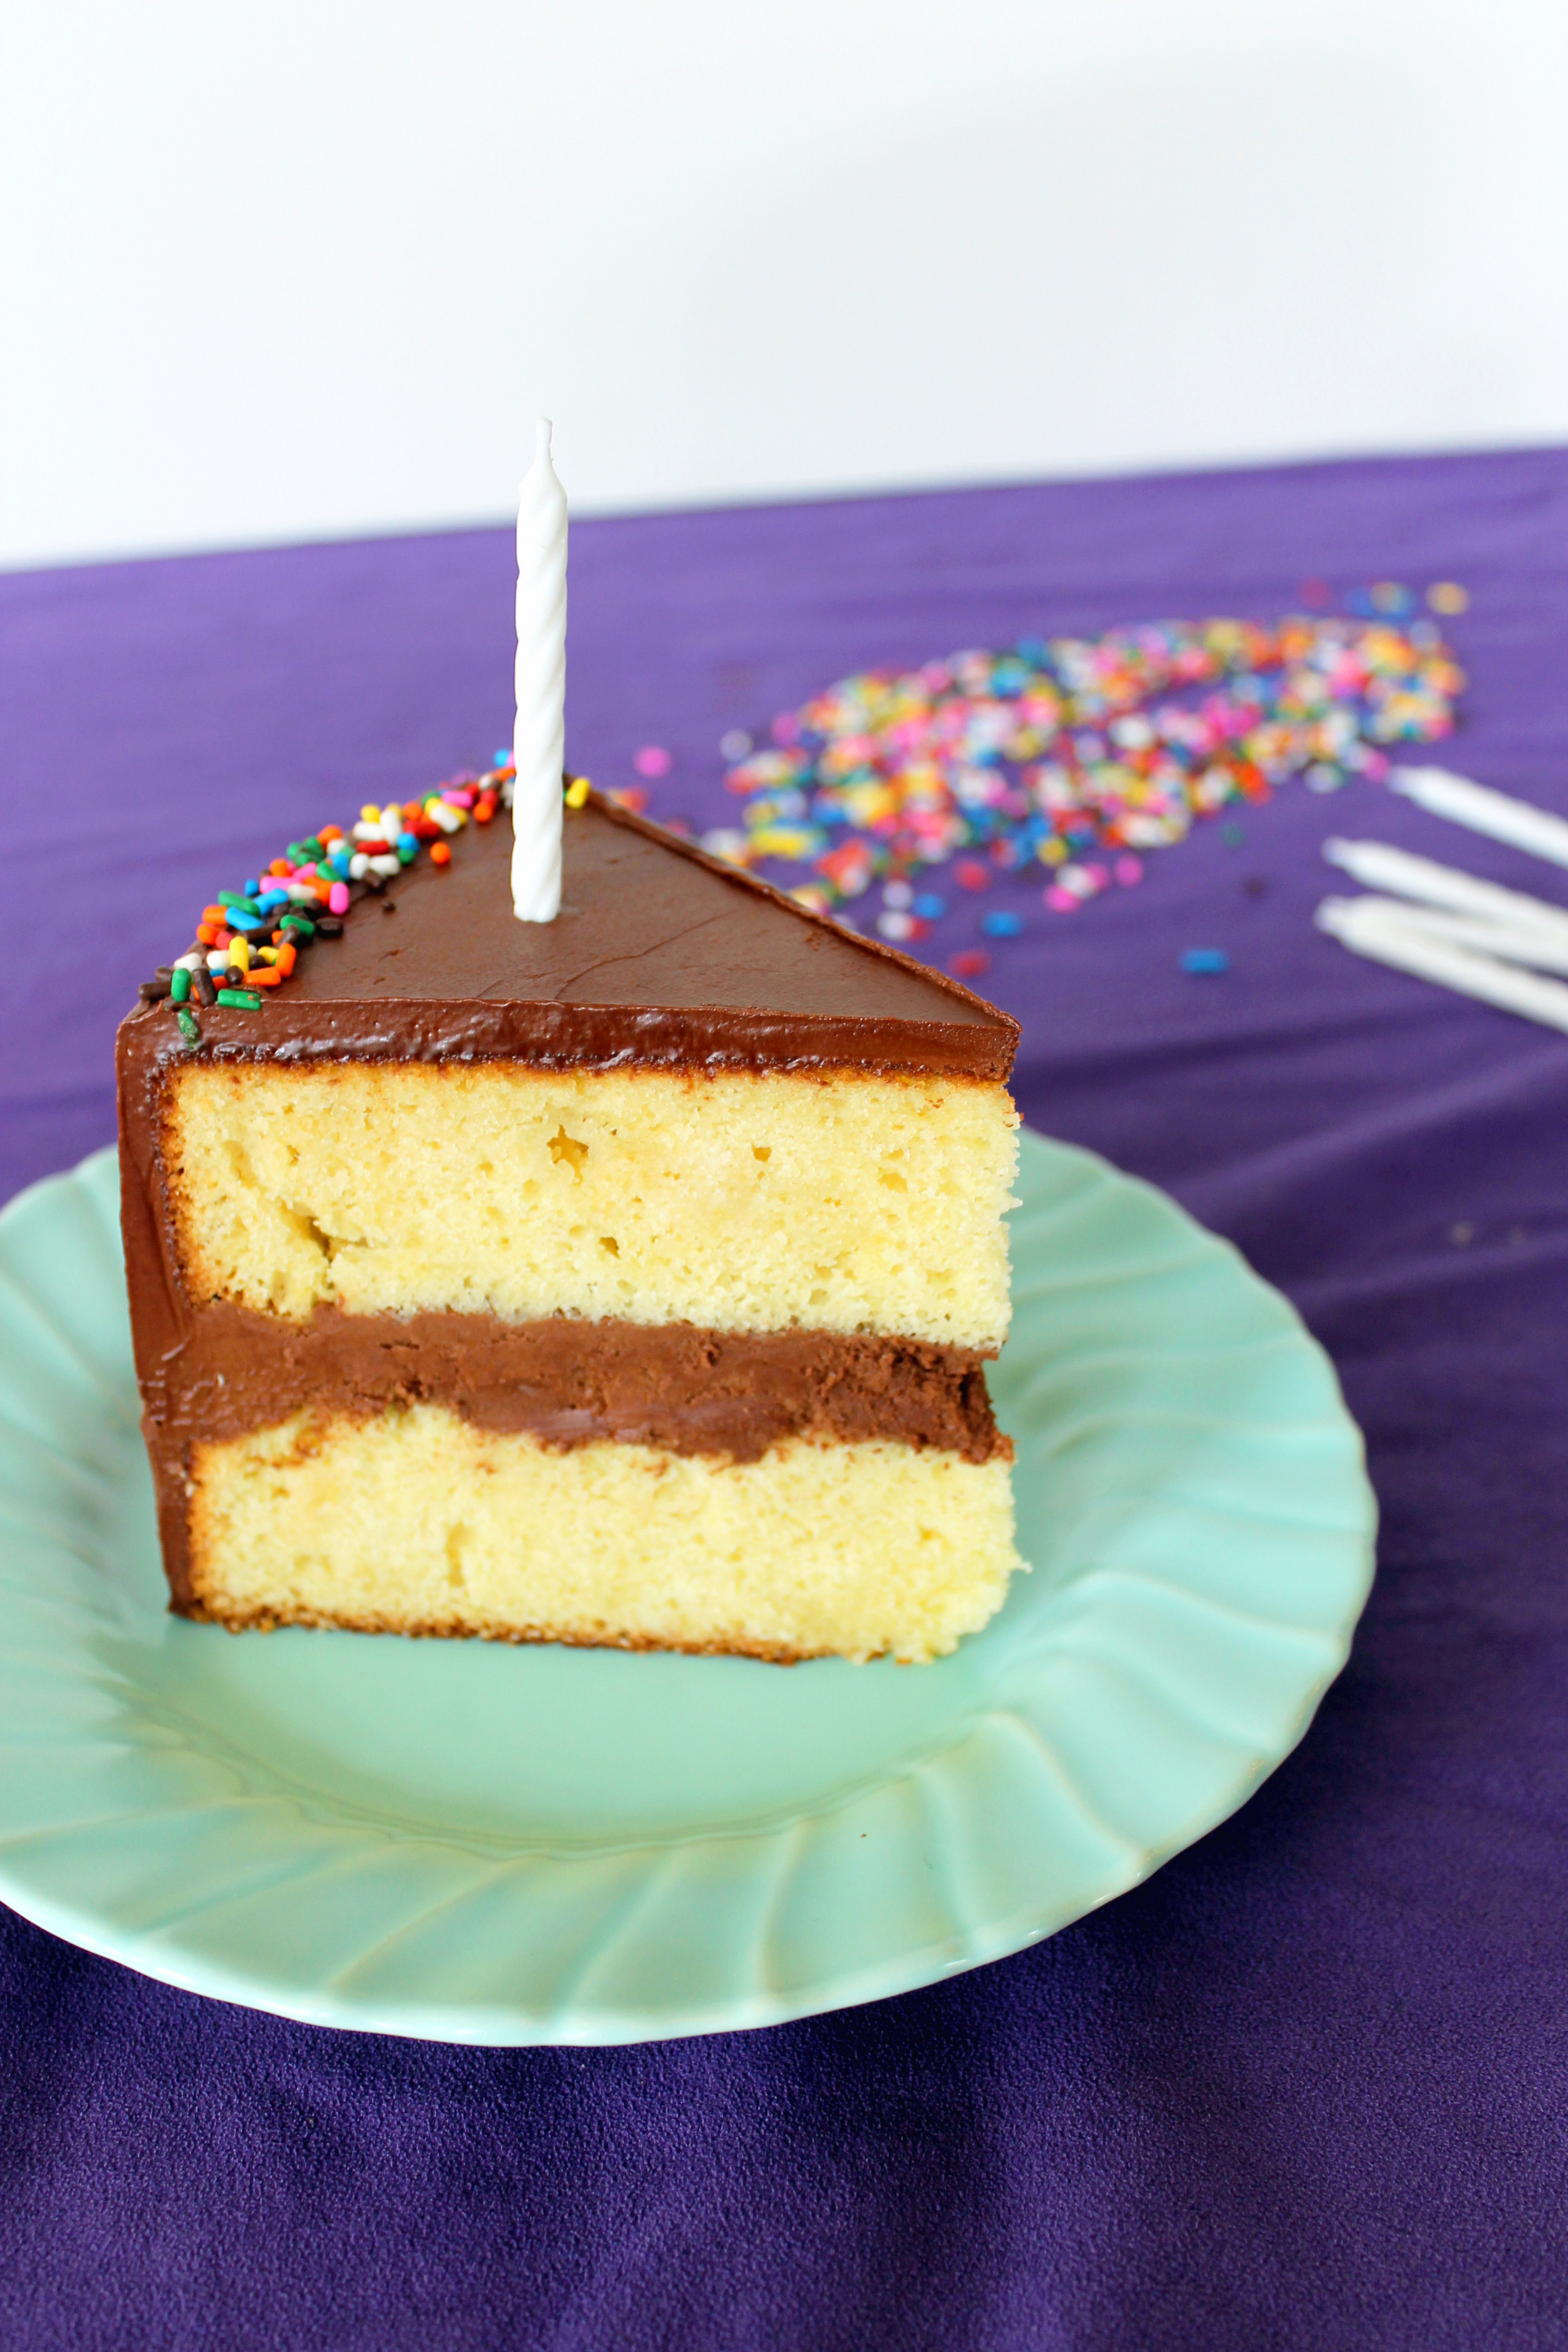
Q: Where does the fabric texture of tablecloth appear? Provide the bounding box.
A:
[2,450,1566,2350]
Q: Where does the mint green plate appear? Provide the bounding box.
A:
[0,1133,1374,2044]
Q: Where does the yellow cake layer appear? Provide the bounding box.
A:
[187,1404,1023,1663]
[167,1064,1020,1347]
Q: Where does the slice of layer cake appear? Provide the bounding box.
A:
[117,784,1023,1662]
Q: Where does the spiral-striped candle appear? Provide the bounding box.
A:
[511,417,567,922]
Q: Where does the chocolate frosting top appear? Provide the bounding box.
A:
[118,790,1020,1079]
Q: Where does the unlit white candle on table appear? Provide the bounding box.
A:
[511,417,567,923]
[1322,838,1568,948]
[1388,766,1568,872]
[1316,895,1568,1035]
[1321,894,1568,975]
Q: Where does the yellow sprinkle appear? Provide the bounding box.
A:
[360,804,381,821]
[255,946,279,965]
[229,938,252,972]
[565,776,591,808]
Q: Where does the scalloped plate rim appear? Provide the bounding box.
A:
[0,1135,1376,2044]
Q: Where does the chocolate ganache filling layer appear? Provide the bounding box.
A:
[141,1311,1010,1614]
[141,1305,1011,1467]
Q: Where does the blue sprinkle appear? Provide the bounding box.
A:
[493,745,512,767]
[1180,948,1230,974]
[256,889,290,914]
[913,893,946,919]
[227,911,266,935]
[243,878,261,897]
[981,910,1025,939]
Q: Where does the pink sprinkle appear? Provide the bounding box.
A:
[1114,854,1145,886]
[1046,885,1080,913]
[633,745,673,778]
[954,860,991,892]
[771,714,801,747]
[441,787,475,808]
[328,881,350,915]
[294,862,318,882]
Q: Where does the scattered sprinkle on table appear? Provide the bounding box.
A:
[680,592,1466,935]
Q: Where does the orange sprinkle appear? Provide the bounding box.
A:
[201,905,226,925]
[248,967,283,987]
[430,841,451,867]
[318,824,343,843]
[275,942,297,976]
[197,922,219,947]
[475,795,496,824]
[269,858,293,877]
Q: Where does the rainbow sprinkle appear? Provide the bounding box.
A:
[699,597,1466,930]
[136,765,516,1039]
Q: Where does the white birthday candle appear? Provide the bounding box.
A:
[1387,765,1568,872]
[1321,894,1568,974]
[1316,895,1568,1035]
[511,417,567,922]
[1322,838,1568,947]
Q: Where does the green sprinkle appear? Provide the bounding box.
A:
[280,913,316,938]
[286,837,325,864]
[176,1008,200,1044]
[170,966,192,1003]
[218,890,261,916]
[216,988,262,1009]
[398,838,417,863]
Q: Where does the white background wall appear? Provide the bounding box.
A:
[4,0,1567,569]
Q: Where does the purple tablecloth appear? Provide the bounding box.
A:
[4,451,1567,2349]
